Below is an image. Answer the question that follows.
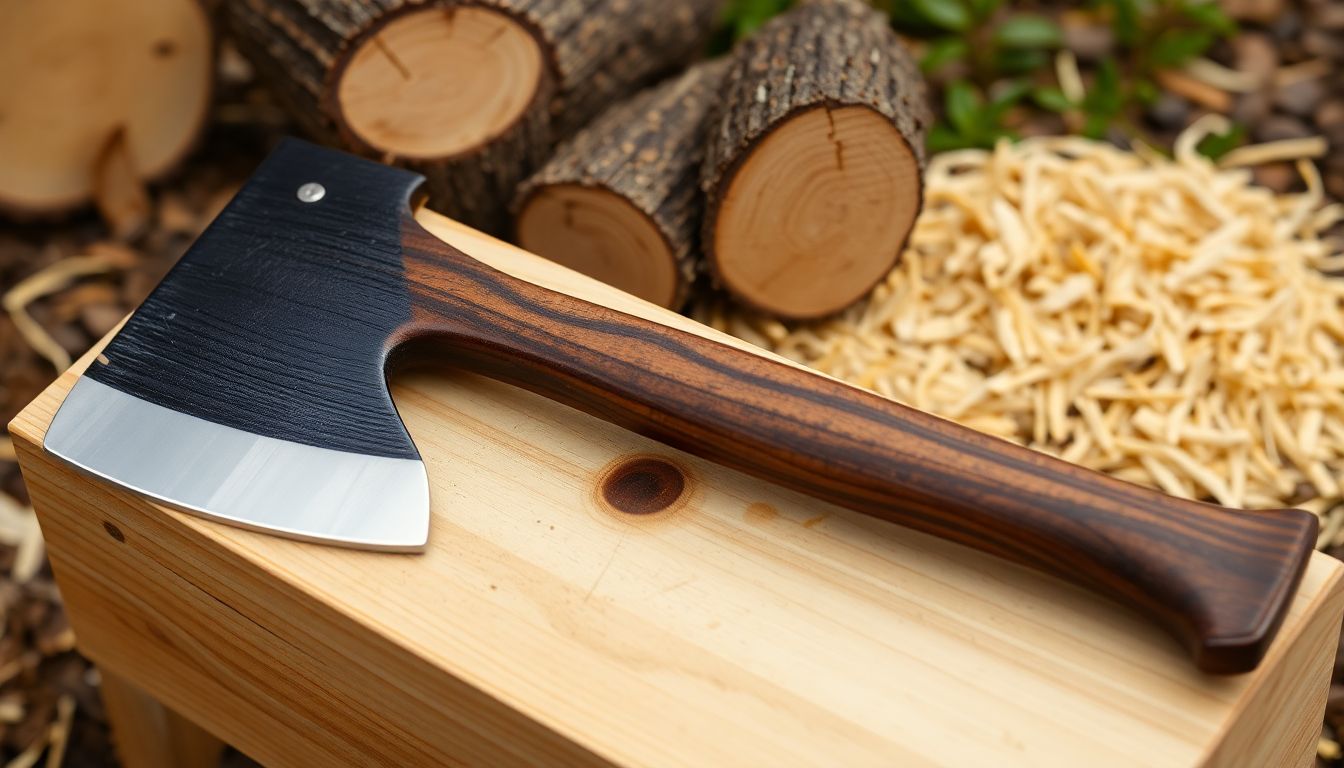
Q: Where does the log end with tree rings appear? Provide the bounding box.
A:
[334,6,545,161]
[516,184,681,308]
[514,60,729,310]
[226,0,719,234]
[708,105,922,320]
[0,0,212,215]
[700,0,930,320]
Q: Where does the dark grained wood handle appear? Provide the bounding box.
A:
[398,221,1317,676]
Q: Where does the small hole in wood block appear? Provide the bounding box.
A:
[102,521,125,543]
[152,39,177,58]
[601,457,686,516]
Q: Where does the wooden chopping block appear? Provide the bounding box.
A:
[10,211,1344,767]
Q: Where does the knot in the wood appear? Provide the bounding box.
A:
[102,521,125,543]
[601,457,686,515]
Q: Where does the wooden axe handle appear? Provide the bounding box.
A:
[399,222,1317,675]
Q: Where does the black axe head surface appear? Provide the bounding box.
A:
[45,139,434,550]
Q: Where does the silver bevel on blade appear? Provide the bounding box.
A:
[44,377,429,552]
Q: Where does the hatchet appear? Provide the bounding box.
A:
[43,139,1315,674]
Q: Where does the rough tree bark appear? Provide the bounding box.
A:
[0,0,212,216]
[514,59,729,309]
[225,0,721,234]
[700,0,930,320]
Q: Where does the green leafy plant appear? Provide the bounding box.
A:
[1028,1,1237,151]
[928,78,1032,151]
[876,0,1063,149]
[1195,123,1246,160]
[882,0,1063,83]
[712,0,1240,157]
[710,0,794,54]
[1099,0,1234,108]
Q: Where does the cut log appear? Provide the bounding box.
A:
[700,0,930,320]
[226,2,552,235]
[93,128,153,241]
[515,60,729,309]
[225,0,721,235]
[0,0,212,216]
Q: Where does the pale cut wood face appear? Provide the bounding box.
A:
[517,183,679,308]
[713,105,921,319]
[335,6,544,159]
[0,0,211,211]
[9,212,1344,766]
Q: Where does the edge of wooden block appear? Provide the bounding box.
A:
[1200,555,1344,766]
[8,212,1344,766]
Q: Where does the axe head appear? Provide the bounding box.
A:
[45,140,432,551]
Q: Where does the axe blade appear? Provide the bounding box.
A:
[42,139,433,551]
[46,377,430,551]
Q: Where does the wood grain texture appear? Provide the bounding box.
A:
[64,139,1316,672]
[10,213,1344,765]
[100,670,225,768]
[515,59,729,308]
[700,0,929,318]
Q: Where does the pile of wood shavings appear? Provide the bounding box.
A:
[693,116,1344,544]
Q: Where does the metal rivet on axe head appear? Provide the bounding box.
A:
[296,182,326,203]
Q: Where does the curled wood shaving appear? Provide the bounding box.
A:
[93,126,150,241]
[1184,56,1262,93]
[695,122,1344,529]
[1,247,131,371]
[0,493,44,584]
[5,735,46,768]
[1322,736,1343,762]
[1055,50,1085,105]
[1218,137,1329,168]
[42,695,75,768]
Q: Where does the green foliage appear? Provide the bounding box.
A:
[1195,123,1246,161]
[1030,86,1073,113]
[710,0,1239,154]
[929,78,1031,151]
[890,0,1063,82]
[910,0,972,31]
[879,0,1063,147]
[1080,58,1124,138]
[920,37,969,72]
[994,15,1063,49]
[709,0,793,53]
[1093,0,1235,73]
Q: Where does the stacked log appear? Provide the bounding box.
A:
[4,0,931,318]
[700,0,930,319]
[518,0,931,318]
[0,0,212,217]
[515,59,730,309]
[225,0,721,234]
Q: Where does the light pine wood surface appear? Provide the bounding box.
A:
[99,670,224,768]
[10,210,1344,767]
